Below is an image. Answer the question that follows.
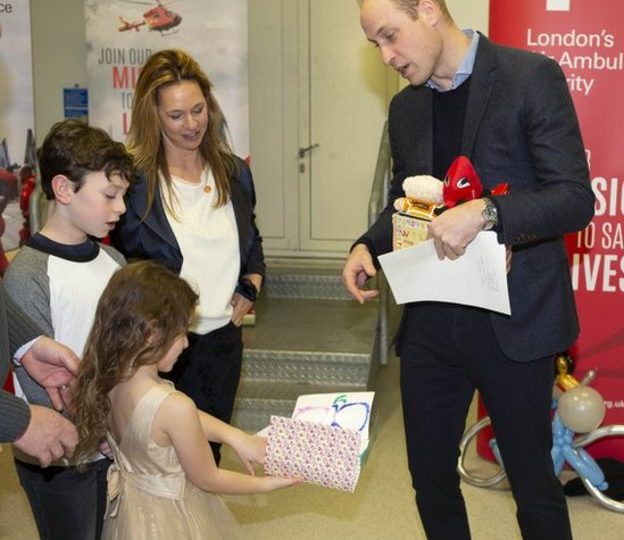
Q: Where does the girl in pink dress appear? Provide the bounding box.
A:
[72,260,297,539]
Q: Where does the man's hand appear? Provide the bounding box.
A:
[13,405,78,467]
[342,244,379,304]
[21,337,80,411]
[427,199,487,260]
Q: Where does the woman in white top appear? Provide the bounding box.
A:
[111,49,264,463]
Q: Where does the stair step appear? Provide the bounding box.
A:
[263,273,350,300]
[243,297,378,355]
[242,349,371,386]
[233,261,381,433]
[262,258,350,300]
[242,297,377,386]
[232,381,367,433]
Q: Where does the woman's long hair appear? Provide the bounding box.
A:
[127,48,238,216]
[71,260,198,462]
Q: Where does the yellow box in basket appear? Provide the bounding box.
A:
[392,212,430,250]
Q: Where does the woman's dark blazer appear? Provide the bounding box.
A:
[111,156,265,293]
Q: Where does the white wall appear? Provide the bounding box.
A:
[446,0,489,34]
[30,0,87,144]
[29,0,489,147]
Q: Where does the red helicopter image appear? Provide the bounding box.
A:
[118,0,182,35]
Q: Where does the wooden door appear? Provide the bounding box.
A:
[249,0,393,256]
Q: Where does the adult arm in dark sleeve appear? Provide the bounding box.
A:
[0,286,41,442]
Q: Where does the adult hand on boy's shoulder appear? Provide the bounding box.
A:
[14,405,78,467]
[21,337,79,411]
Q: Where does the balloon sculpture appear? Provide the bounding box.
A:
[550,355,608,490]
[458,355,624,512]
[488,355,608,491]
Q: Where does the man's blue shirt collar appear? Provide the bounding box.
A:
[426,30,479,92]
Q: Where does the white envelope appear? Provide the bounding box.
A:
[378,231,511,315]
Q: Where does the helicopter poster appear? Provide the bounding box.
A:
[0,0,34,259]
[85,0,249,158]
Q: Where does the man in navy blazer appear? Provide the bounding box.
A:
[344,1,594,539]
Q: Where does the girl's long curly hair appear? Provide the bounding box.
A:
[71,260,198,463]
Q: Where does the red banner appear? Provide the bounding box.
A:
[489,0,624,458]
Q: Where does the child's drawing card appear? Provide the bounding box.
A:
[291,392,375,456]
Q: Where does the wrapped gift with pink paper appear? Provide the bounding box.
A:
[265,415,362,492]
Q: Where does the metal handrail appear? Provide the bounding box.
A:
[367,121,392,365]
[367,121,391,227]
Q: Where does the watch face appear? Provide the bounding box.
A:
[482,200,498,229]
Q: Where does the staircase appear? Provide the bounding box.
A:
[232,258,381,433]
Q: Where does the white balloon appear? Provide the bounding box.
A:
[558,386,605,434]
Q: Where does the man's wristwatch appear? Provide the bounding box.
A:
[481,198,499,231]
